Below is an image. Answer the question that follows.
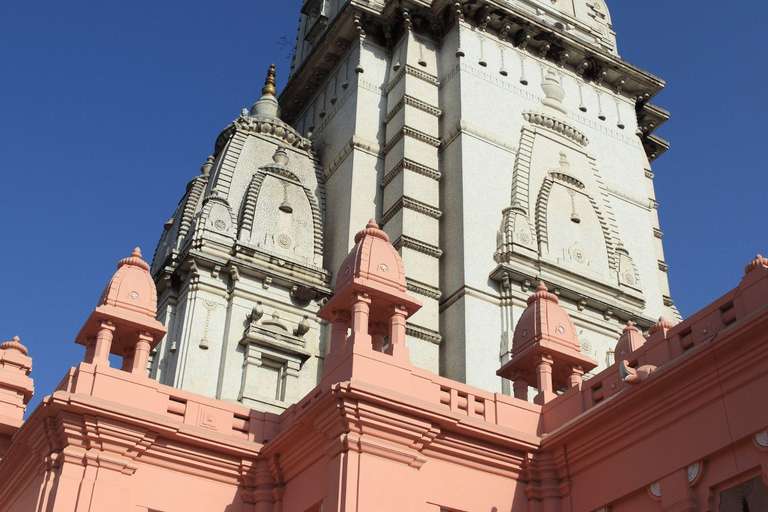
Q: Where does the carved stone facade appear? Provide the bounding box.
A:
[151,0,679,410]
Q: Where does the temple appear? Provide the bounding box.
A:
[1,0,767,511]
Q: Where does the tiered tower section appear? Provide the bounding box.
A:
[151,68,331,413]
[280,0,677,393]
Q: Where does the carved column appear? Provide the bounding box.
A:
[370,322,387,352]
[567,365,584,389]
[534,354,556,405]
[130,332,153,376]
[349,292,372,346]
[513,373,529,401]
[90,321,115,366]
[330,310,350,355]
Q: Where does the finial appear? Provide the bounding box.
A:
[118,247,150,271]
[527,281,559,305]
[649,316,675,335]
[201,155,215,176]
[262,64,277,97]
[354,218,390,244]
[745,254,768,275]
[0,336,28,356]
[623,321,639,334]
[272,146,289,166]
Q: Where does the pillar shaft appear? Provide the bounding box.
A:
[91,322,115,366]
[534,354,555,405]
[513,378,529,401]
[385,306,409,360]
[131,333,153,375]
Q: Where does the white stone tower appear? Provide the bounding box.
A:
[151,0,679,408]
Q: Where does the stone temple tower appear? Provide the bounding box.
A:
[151,0,678,409]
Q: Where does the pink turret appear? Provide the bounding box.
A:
[318,219,422,375]
[74,248,166,375]
[0,336,33,457]
[498,281,597,404]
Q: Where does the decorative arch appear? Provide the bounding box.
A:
[535,174,618,276]
[238,165,324,266]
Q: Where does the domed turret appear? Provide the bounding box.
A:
[334,219,407,295]
[318,219,421,371]
[498,282,597,404]
[76,248,167,376]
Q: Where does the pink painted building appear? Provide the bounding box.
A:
[1,222,767,511]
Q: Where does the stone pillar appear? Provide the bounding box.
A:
[513,375,529,401]
[534,354,556,405]
[83,336,96,364]
[567,365,584,389]
[121,346,135,373]
[330,311,350,356]
[381,18,442,366]
[370,323,387,352]
[349,293,372,347]
[90,321,115,366]
[385,306,410,361]
[130,332,153,376]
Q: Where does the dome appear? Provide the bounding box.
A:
[334,219,407,294]
[615,321,646,360]
[499,281,597,392]
[319,219,420,326]
[76,247,166,355]
[512,282,580,356]
[97,248,157,319]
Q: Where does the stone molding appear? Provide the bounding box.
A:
[405,278,442,300]
[385,64,439,95]
[383,127,441,156]
[381,158,441,187]
[605,184,655,210]
[384,95,442,124]
[522,111,589,146]
[392,235,443,259]
[405,324,442,345]
[381,197,442,227]
[441,120,518,154]
[323,135,382,181]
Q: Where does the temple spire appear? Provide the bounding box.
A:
[250,63,281,118]
[262,63,277,97]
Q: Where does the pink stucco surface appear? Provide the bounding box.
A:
[0,234,767,511]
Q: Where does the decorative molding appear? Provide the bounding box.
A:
[385,64,440,95]
[383,127,441,155]
[405,278,442,300]
[323,136,382,181]
[384,95,442,124]
[605,184,655,210]
[658,260,670,272]
[392,235,443,258]
[523,111,589,146]
[381,159,441,187]
[653,228,664,239]
[405,324,442,345]
[381,197,442,227]
[550,171,585,189]
[441,120,517,153]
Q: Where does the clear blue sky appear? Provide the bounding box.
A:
[1,1,766,412]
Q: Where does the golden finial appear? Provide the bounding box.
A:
[262,63,277,97]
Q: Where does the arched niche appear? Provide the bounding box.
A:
[241,174,318,266]
[538,179,611,280]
